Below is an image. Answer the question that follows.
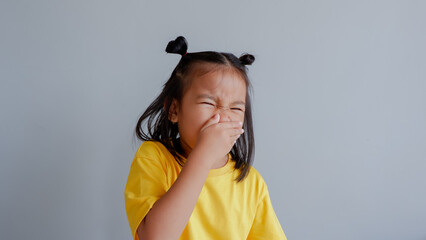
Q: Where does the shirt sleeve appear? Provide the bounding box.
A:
[124,142,169,240]
[247,184,287,240]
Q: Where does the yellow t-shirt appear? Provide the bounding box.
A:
[124,141,286,240]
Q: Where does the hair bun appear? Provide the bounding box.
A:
[165,36,188,56]
[239,53,255,65]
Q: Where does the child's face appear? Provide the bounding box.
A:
[170,67,247,157]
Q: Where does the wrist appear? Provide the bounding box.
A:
[186,147,216,170]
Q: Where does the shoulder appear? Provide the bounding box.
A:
[245,166,266,184]
[132,141,175,170]
[135,140,171,159]
[241,165,269,198]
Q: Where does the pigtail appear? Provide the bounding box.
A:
[165,36,188,56]
[239,53,255,66]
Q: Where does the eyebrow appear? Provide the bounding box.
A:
[196,94,245,105]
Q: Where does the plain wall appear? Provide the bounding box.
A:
[1,0,425,239]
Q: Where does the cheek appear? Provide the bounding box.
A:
[182,106,213,126]
[230,111,245,121]
[198,109,217,124]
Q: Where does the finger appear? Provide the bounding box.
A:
[229,128,244,138]
[217,121,243,129]
[200,114,220,132]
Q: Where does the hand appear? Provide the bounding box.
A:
[192,114,244,168]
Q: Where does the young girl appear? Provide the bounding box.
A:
[124,36,286,240]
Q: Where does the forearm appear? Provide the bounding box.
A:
[137,149,212,240]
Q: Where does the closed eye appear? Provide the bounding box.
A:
[201,102,215,106]
[231,107,244,112]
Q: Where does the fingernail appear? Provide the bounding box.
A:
[241,129,244,133]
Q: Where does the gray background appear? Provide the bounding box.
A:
[1,0,425,239]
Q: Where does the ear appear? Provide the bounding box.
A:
[167,99,179,123]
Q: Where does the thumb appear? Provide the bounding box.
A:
[200,114,220,132]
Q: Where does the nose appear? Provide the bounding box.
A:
[216,107,232,123]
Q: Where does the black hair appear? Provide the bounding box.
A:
[135,36,255,182]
